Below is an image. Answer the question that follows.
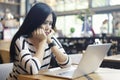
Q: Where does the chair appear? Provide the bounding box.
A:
[0,63,13,80]
[0,50,10,63]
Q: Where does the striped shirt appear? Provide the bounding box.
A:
[7,36,71,80]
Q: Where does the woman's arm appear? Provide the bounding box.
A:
[50,39,71,68]
[16,36,46,75]
[33,40,46,64]
[32,28,47,63]
[47,32,71,68]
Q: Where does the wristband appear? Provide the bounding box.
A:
[48,41,56,48]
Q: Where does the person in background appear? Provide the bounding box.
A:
[0,18,3,39]
[114,22,120,36]
[7,2,71,80]
[100,19,108,37]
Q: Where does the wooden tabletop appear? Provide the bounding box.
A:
[69,53,120,65]
[69,53,120,63]
[18,68,120,80]
[104,54,120,62]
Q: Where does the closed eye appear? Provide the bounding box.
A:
[43,21,52,25]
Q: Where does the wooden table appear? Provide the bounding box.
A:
[69,53,120,69]
[18,68,120,80]
[101,54,120,69]
[104,54,120,61]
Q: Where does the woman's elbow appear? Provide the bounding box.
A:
[27,66,40,75]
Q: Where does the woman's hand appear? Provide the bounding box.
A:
[47,29,55,43]
[32,28,47,42]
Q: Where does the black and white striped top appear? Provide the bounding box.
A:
[7,36,71,80]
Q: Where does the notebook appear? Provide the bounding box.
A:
[40,43,112,79]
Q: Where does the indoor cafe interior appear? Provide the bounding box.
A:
[0,0,120,80]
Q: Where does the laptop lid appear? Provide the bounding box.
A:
[73,43,112,78]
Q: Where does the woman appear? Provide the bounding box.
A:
[7,2,71,80]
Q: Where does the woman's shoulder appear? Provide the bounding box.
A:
[15,36,33,47]
[16,36,26,41]
[51,35,60,42]
[15,36,29,44]
[51,35,58,40]
[51,35,62,46]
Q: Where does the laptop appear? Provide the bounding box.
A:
[40,43,112,79]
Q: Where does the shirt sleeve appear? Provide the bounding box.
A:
[52,36,72,68]
[57,54,72,68]
[15,37,41,74]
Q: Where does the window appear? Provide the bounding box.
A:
[110,0,120,6]
[56,15,83,37]
[92,0,109,7]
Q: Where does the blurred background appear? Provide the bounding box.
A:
[0,0,120,39]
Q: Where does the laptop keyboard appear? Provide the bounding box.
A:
[57,70,75,76]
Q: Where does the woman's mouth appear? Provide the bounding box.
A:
[45,32,50,35]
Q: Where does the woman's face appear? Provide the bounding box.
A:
[40,14,53,35]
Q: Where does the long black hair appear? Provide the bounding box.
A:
[10,2,57,62]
